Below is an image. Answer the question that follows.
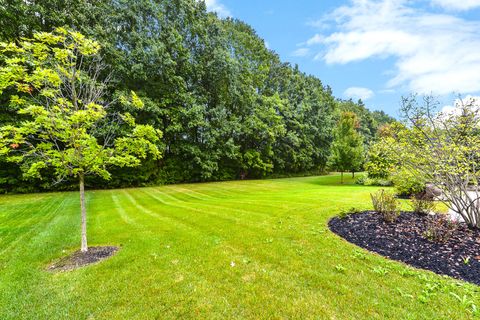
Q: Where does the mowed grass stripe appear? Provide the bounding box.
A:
[139,189,262,236]
[0,195,71,255]
[172,185,217,199]
[164,185,216,201]
[120,189,220,245]
[141,189,278,234]
[110,191,138,226]
[140,188,347,280]
[132,190,305,271]
[116,194,327,318]
[0,193,64,234]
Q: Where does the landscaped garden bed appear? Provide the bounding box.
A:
[329,211,480,285]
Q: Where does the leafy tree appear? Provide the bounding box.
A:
[328,112,364,183]
[338,99,395,145]
[372,110,396,128]
[364,124,397,179]
[391,95,480,228]
[0,29,162,251]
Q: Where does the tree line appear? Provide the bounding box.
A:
[0,0,394,193]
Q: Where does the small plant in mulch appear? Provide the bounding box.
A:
[423,214,459,243]
[370,189,400,223]
[410,195,436,215]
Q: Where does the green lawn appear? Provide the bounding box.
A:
[0,174,478,319]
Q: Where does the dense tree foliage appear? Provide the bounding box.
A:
[328,112,364,183]
[364,124,397,179]
[338,99,394,145]
[0,0,392,193]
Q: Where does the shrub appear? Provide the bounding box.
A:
[366,178,393,187]
[423,214,458,243]
[355,176,367,185]
[391,168,425,197]
[356,176,393,187]
[377,179,393,187]
[370,189,400,222]
[410,195,435,215]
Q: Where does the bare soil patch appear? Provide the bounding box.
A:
[48,246,119,272]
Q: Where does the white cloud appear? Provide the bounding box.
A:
[306,34,324,46]
[344,87,375,101]
[204,0,231,18]
[431,0,480,11]
[306,19,330,29]
[292,48,310,57]
[308,0,480,95]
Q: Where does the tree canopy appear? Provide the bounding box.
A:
[0,0,393,193]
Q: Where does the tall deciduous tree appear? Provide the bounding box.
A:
[328,112,364,183]
[0,29,162,251]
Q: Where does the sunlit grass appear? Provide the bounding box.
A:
[0,174,478,319]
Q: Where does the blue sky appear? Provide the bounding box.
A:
[205,0,480,116]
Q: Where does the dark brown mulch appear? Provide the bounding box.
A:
[48,246,119,272]
[329,211,480,285]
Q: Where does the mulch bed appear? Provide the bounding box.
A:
[329,211,480,285]
[48,246,119,272]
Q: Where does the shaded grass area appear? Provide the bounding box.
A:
[0,174,478,319]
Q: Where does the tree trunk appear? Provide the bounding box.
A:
[352,171,355,178]
[341,171,344,184]
[79,173,88,252]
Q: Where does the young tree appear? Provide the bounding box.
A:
[328,112,364,183]
[0,28,162,252]
[365,124,396,179]
[392,95,480,228]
